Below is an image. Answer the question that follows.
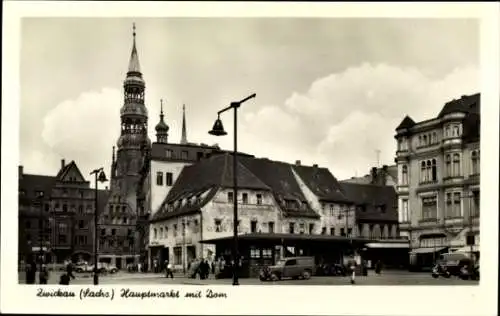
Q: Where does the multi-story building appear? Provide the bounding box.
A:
[148,155,400,274]
[394,93,480,269]
[18,160,109,265]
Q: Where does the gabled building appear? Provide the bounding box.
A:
[18,160,109,264]
[394,93,480,270]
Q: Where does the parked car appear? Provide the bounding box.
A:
[432,253,472,278]
[459,262,479,280]
[316,263,347,276]
[259,256,315,281]
[74,262,117,274]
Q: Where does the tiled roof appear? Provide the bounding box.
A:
[237,157,319,218]
[438,93,480,118]
[339,182,398,222]
[291,165,351,203]
[18,174,56,205]
[152,154,271,222]
[395,115,416,130]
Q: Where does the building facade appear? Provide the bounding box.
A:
[149,154,400,272]
[18,160,108,265]
[394,93,480,269]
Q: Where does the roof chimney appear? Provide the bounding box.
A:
[382,164,388,172]
[295,160,301,166]
[61,159,66,169]
[313,164,318,168]
[19,165,23,178]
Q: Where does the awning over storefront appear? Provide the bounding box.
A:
[410,246,447,254]
[454,245,480,253]
[366,242,409,249]
[200,233,375,245]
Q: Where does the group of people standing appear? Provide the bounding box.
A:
[24,258,76,285]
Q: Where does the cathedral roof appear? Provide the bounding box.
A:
[128,24,141,74]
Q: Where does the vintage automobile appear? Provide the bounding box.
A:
[259,256,315,281]
[431,252,472,278]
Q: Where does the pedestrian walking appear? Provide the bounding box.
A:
[348,257,357,284]
[39,264,49,284]
[375,260,383,275]
[153,259,158,273]
[66,261,76,280]
[137,262,142,273]
[165,261,174,279]
[25,258,36,285]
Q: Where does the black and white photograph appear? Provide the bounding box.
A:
[1,2,498,315]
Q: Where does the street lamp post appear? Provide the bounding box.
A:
[209,93,256,286]
[37,191,45,280]
[90,167,108,285]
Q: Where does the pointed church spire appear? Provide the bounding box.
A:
[181,104,187,144]
[128,23,141,73]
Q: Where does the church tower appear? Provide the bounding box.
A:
[155,99,169,143]
[109,23,151,211]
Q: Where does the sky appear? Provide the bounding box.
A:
[20,18,480,181]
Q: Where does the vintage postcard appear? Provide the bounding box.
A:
[1,1,498,315]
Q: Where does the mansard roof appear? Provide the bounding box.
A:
[291,165,351,203]
[339,182,398,222]
[438,93,480,118]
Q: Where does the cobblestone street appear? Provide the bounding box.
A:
[19,270,479,286]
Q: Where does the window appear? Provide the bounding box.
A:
[156,172,163,186]
[329,204,334,216]
[153,228,157,239]
[78,220,84,229]
[421,196,437,220]
[420,161,427,182]
[112,229,116,236]
[401,199,409,222]
[472,191,480,216]
[160,227,163,239]
[423,134,427,146]
[321,227,326,235]
[78,205,83,214]
[123,217,128,224]
[347,228,352,236]
[173,224,178,237]
[285,259,297,266]
[58,234,67,244]
[401,165,408,185]
[250,248,260,258]
[432,132,437,144]
[268,221,274,233]
[420,159,437,183]
[256,194,262,205]
[174,247,182,265]
[263,248,273,258]
[453,154,461,177]
[299,223,305,234]
[431,159,437,181]
[453,192,462,218]
[446,154,452,177]
[163,226,168,238]
[242,193,248,204]
[227,192,234,203]
[165,149,173,159]
[214,219,222,233]
[471,150,480,175]
[340,228,345,237]
[250,220,257,233]
[453,125,460,137]
[63,204,68,212]
[122,206,126,213]
[309,223,314,234]
[181,151,188,160]
[289,222,295,234]
[166,172,173,186]
[101,229,106,236]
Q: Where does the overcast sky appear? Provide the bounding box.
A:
[20,18,479,181]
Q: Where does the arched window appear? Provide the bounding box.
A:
[453,153,461,176]
[420,161,426,182]
[453,125,460,137]
[426,160,432,182]
[423,135,428,146]
[432,132,437,144]
[471,150,479,175]
[159,227,163,239]
[445,154,452,177]
[431,159,437,181]
[153,228,157,239]
[402,165,408,185]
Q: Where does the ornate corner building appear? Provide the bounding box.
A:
[394,93,480,270]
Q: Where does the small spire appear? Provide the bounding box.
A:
[160,99,164,118]
[128,23,141,73]
[181,104,187,144]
